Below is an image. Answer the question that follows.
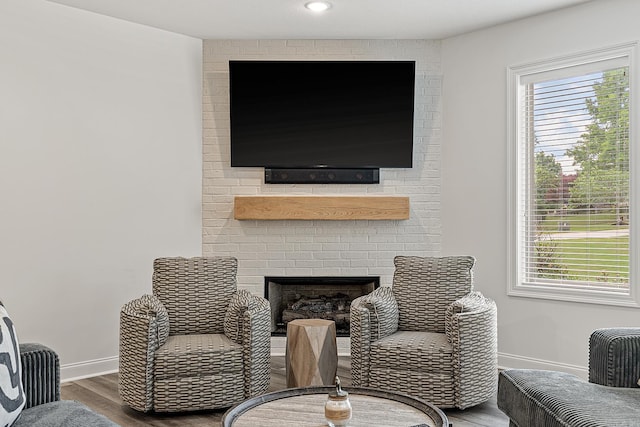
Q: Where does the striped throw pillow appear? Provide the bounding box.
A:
[0,302,25,426]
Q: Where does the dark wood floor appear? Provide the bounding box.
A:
[61,356,509,426]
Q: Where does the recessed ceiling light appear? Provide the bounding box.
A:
[305,1,332,12]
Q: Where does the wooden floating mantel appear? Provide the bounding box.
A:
[234,195,410,221]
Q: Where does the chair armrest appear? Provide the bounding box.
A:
[589,328,640,387]
[119,294,169,412]
[355,286,399,341]
[20,343,60,409]
[445,291,498,409]
[349,286,398,387]
[224,289,271,398]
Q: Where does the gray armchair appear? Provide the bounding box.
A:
[350,255,498,409]
[118,257,271,412]
[498,328,640,426]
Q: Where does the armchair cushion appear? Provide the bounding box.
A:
[371,331,453,372]
[392,256,475,332]
[152,257,238,335]
[0,302,25,427]
[370,331,455,407]
[153,334,244,411]
[154,334,243,379]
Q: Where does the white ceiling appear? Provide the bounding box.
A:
[47,0,595,40]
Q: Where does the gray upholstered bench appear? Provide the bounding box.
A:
[498,328,640,427]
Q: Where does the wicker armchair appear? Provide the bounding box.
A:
[350,255,498,409]
[118,257,271,412]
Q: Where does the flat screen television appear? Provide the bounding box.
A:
[229,60,415,175]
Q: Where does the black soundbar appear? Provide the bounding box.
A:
[265,168,379,184]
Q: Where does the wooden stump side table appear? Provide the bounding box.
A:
[285,319,338,387]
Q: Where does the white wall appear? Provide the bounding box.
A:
[442,0,640,377]
[0,0,202,380]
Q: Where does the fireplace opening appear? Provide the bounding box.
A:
[265,276,380,337]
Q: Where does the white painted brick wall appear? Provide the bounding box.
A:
[202,40,442,352]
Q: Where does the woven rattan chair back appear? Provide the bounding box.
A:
[392,256,475,332]
[152,257,237,335]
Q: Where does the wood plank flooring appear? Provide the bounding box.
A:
[61,357,509,427]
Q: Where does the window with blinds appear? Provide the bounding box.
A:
[508,44,638,306]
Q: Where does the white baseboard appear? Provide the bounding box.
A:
[61,355,119,383]
[63,347,585,383]
[498,352,588,380]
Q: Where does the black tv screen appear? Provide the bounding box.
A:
[229,60,415,169]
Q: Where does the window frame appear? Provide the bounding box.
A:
[507,42,640,307]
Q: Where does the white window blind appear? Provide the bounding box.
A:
[508,44,638,305]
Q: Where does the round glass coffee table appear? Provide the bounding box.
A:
[222,386,449,427]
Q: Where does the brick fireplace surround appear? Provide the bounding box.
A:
[202,39,442,354]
